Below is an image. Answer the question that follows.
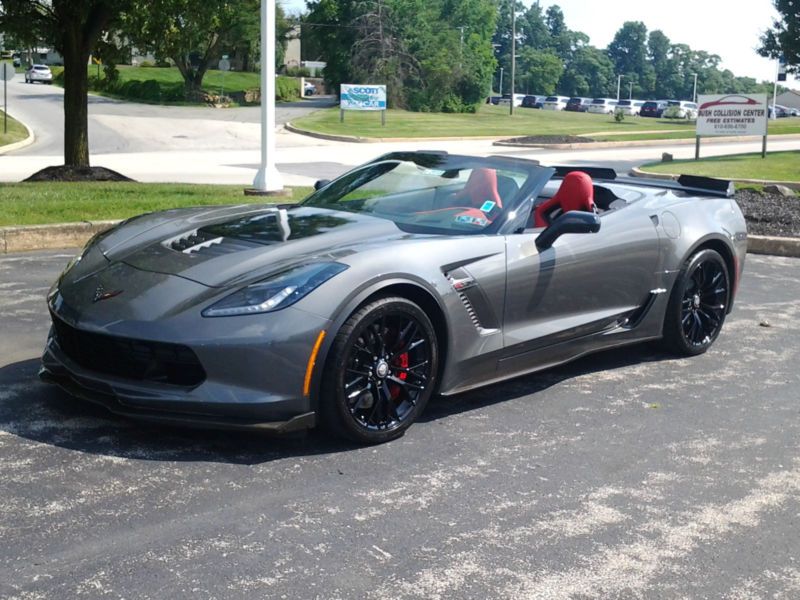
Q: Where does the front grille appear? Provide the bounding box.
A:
[51,315,205,387]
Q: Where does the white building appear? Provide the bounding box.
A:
[776,90,800,111]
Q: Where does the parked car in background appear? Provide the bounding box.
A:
[663,100,698,119]
[587,98,619,114]
[615,100,644,116]
[768,105,790,118]
[542,96,570,110]
[565,97,593,112]
[640,100,668,118]
[788,107,800,117]
[498,94,526,107]
[487,96,501,105]
[24,64,53,84]
[303,81,317,96]
[12,53,21,68]
[521,95,545,109]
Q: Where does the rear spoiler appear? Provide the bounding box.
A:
[551,165,735,198]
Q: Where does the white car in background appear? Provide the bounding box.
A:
[587,98,618,114]
[615,99,644,116]
[497,94,526,107]
[542,96,570,110]
[25,64,53,84]
[663,100,698,119]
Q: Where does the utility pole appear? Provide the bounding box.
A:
[616,75,622,101]
[510,2,516,116]
[628,81,633,100]
[459,26,465,69]
[692,73,698,103]
[499,67,504,95]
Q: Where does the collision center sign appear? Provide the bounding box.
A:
[341,84,387,111]
[696,94,768,137]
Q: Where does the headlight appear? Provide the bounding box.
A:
[202,262,348,317]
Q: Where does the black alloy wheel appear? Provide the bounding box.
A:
[321,297,438,444]
[663,249,730,356]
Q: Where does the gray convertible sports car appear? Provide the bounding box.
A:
[41,152,747,443]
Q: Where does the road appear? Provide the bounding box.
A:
[2,80,799,185]
[2,250,800,599]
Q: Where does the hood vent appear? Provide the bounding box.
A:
[164,230,259,256]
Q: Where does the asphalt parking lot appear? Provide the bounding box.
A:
[2,249,800,599]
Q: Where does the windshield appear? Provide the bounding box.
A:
[302,153,548,235]
[668,101,681,107]
[618,100,632,106]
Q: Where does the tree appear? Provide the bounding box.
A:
[0,0,129,167]
[123,0,261,95]
[759,0,799,74]
[558,46,614,97]
[517,48,562,95]
[607,21,655,97]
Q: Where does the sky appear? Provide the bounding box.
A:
[278,0,797,88]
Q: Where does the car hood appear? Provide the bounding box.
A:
[100,205,417,288]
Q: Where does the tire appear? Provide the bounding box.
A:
[320,296,439,444]
[662,249,730,356]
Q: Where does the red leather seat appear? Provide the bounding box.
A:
[452,168,503,210]
[533,171,596,228]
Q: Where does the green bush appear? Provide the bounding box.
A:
[276,76,300,101]
[284,66,311,78]
[614,110,625,123]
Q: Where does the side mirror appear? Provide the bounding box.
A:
[314,179,331,191]
[535,211,601,251]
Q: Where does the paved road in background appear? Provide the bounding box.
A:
[2,250,800,599]
[2,78,336,156]
[3,79,799,186]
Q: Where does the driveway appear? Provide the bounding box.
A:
[2,250,800,599]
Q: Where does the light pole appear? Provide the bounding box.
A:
[252,0,283,193]
[510,2,516,116]
[499,67,504,95]
[616,75,622,101]
[628,81,633,100]
[692,73,698,103]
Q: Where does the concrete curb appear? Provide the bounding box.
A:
[284,121,503,144]
[629,167,800,191]
[0,220,119,254]
[0,115,35,155]
[747,235,800,258]
[493,133,800,150]
[2,220,799,260]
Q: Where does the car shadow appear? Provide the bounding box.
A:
[1,344,674,464]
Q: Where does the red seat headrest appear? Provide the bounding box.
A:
[453,168,503,209]
[534,171,595,228]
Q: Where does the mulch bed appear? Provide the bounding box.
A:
[735,189,800,238]
[501,135,594,145]
[24,166,134,183]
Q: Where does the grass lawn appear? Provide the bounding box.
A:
[293,104,699,138]
[104,65,261,94]
[293,105,800,141]
[0,111,28,147]
[51,65,297,106]
[0,183,312,227]
[640,150,800,182]
[592,119,800,142]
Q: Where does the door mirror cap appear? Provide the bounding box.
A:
[314,179,332,191]
[535,211,601,251]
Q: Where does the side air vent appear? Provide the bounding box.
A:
[458,291,483,329]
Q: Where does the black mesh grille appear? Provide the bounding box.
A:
[51,315,205,387]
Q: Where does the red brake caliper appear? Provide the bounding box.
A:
[390,352,409,399]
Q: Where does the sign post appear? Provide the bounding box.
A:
[218,56,231,101]
[340,84,387,126]
[1,62,15,135]
[695,94,768,160]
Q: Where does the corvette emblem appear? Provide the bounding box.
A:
[92,285,123,303]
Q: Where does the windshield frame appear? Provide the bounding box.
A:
[301,152,553,236]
